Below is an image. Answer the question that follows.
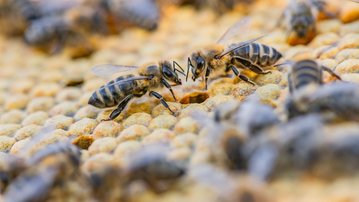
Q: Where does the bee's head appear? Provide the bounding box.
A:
[161,61,182,85]
[190,52,206,81]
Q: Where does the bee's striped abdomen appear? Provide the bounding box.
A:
[291,60,322,91]
[231,42,282,67]
[88,75,137,108]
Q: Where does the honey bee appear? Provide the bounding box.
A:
[177,0,254,14]
[192,110,248,170]
[3,142,82,202]
[246,114,324,179]
[0,153,27,193]
[190,165,269,202]
[310,124,359,178]
[287,59,342,94]
[214,97,280,136]
[123,144,186,193]
[88,60,185,121]
[278,0,332,45]
[109,0,160,31]
[24,6,103,54]
[186,18,283,89]
[286,82,359,121]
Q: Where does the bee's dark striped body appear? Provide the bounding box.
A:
[288,2,315,38]
[111,0,159,30]
[88,74,147,108]
[229,42,282,72]
[25,15,69,45]
[288,59,322,93]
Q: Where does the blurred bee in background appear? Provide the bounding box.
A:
[214,97,280,136]
[0,0,79,36]
[277,0,334,45]
[2,0,161,56]
[187,18,283,89]
[122,144,186,194]
[287,59,341,94]
[88,60,186,121]
[108,0,160,31]
[189,165,269,202]
[0,154,27,193]
[4,141,82,202]
[24,3,107,56]
[284,59,342,119]
[177,0,255,14]
[191,109,249,170]
[286,82,359,121]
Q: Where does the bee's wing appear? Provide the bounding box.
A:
[98,75,153,90]
[91,64,139,79]
[216,16,251,45]
[218,35,267,58]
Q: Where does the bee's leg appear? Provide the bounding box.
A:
[102,94,134,121]
[161,79,177,101]
[248,63,271,75]
[229,65,257,86]
[149,91,175,115]
[204,66,211,90]
[322,65,342,80]
[232,56,271,74]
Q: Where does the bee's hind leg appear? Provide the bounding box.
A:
[161,79,177,101]
[149,91,175,115]
[229,65,257,86]
[322,65,342,80]
[102,94,134,121]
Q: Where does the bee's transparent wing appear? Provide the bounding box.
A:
[91,64,139,79]
[218,35,267,58]
[216,16,251,45]
[98,75,153,90]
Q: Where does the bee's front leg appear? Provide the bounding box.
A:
[149,91,175,115]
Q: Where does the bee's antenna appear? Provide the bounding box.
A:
[186,57,193,82]
[173,61,186,76]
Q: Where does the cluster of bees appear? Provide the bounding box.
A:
[0,133,185,201]
[88,0,355,121]
[0,0,259,58]
[0,0,161,57]
[1,0,348,57]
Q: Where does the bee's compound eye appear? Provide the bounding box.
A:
[163,68,174,79]
[196,56,205,70]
